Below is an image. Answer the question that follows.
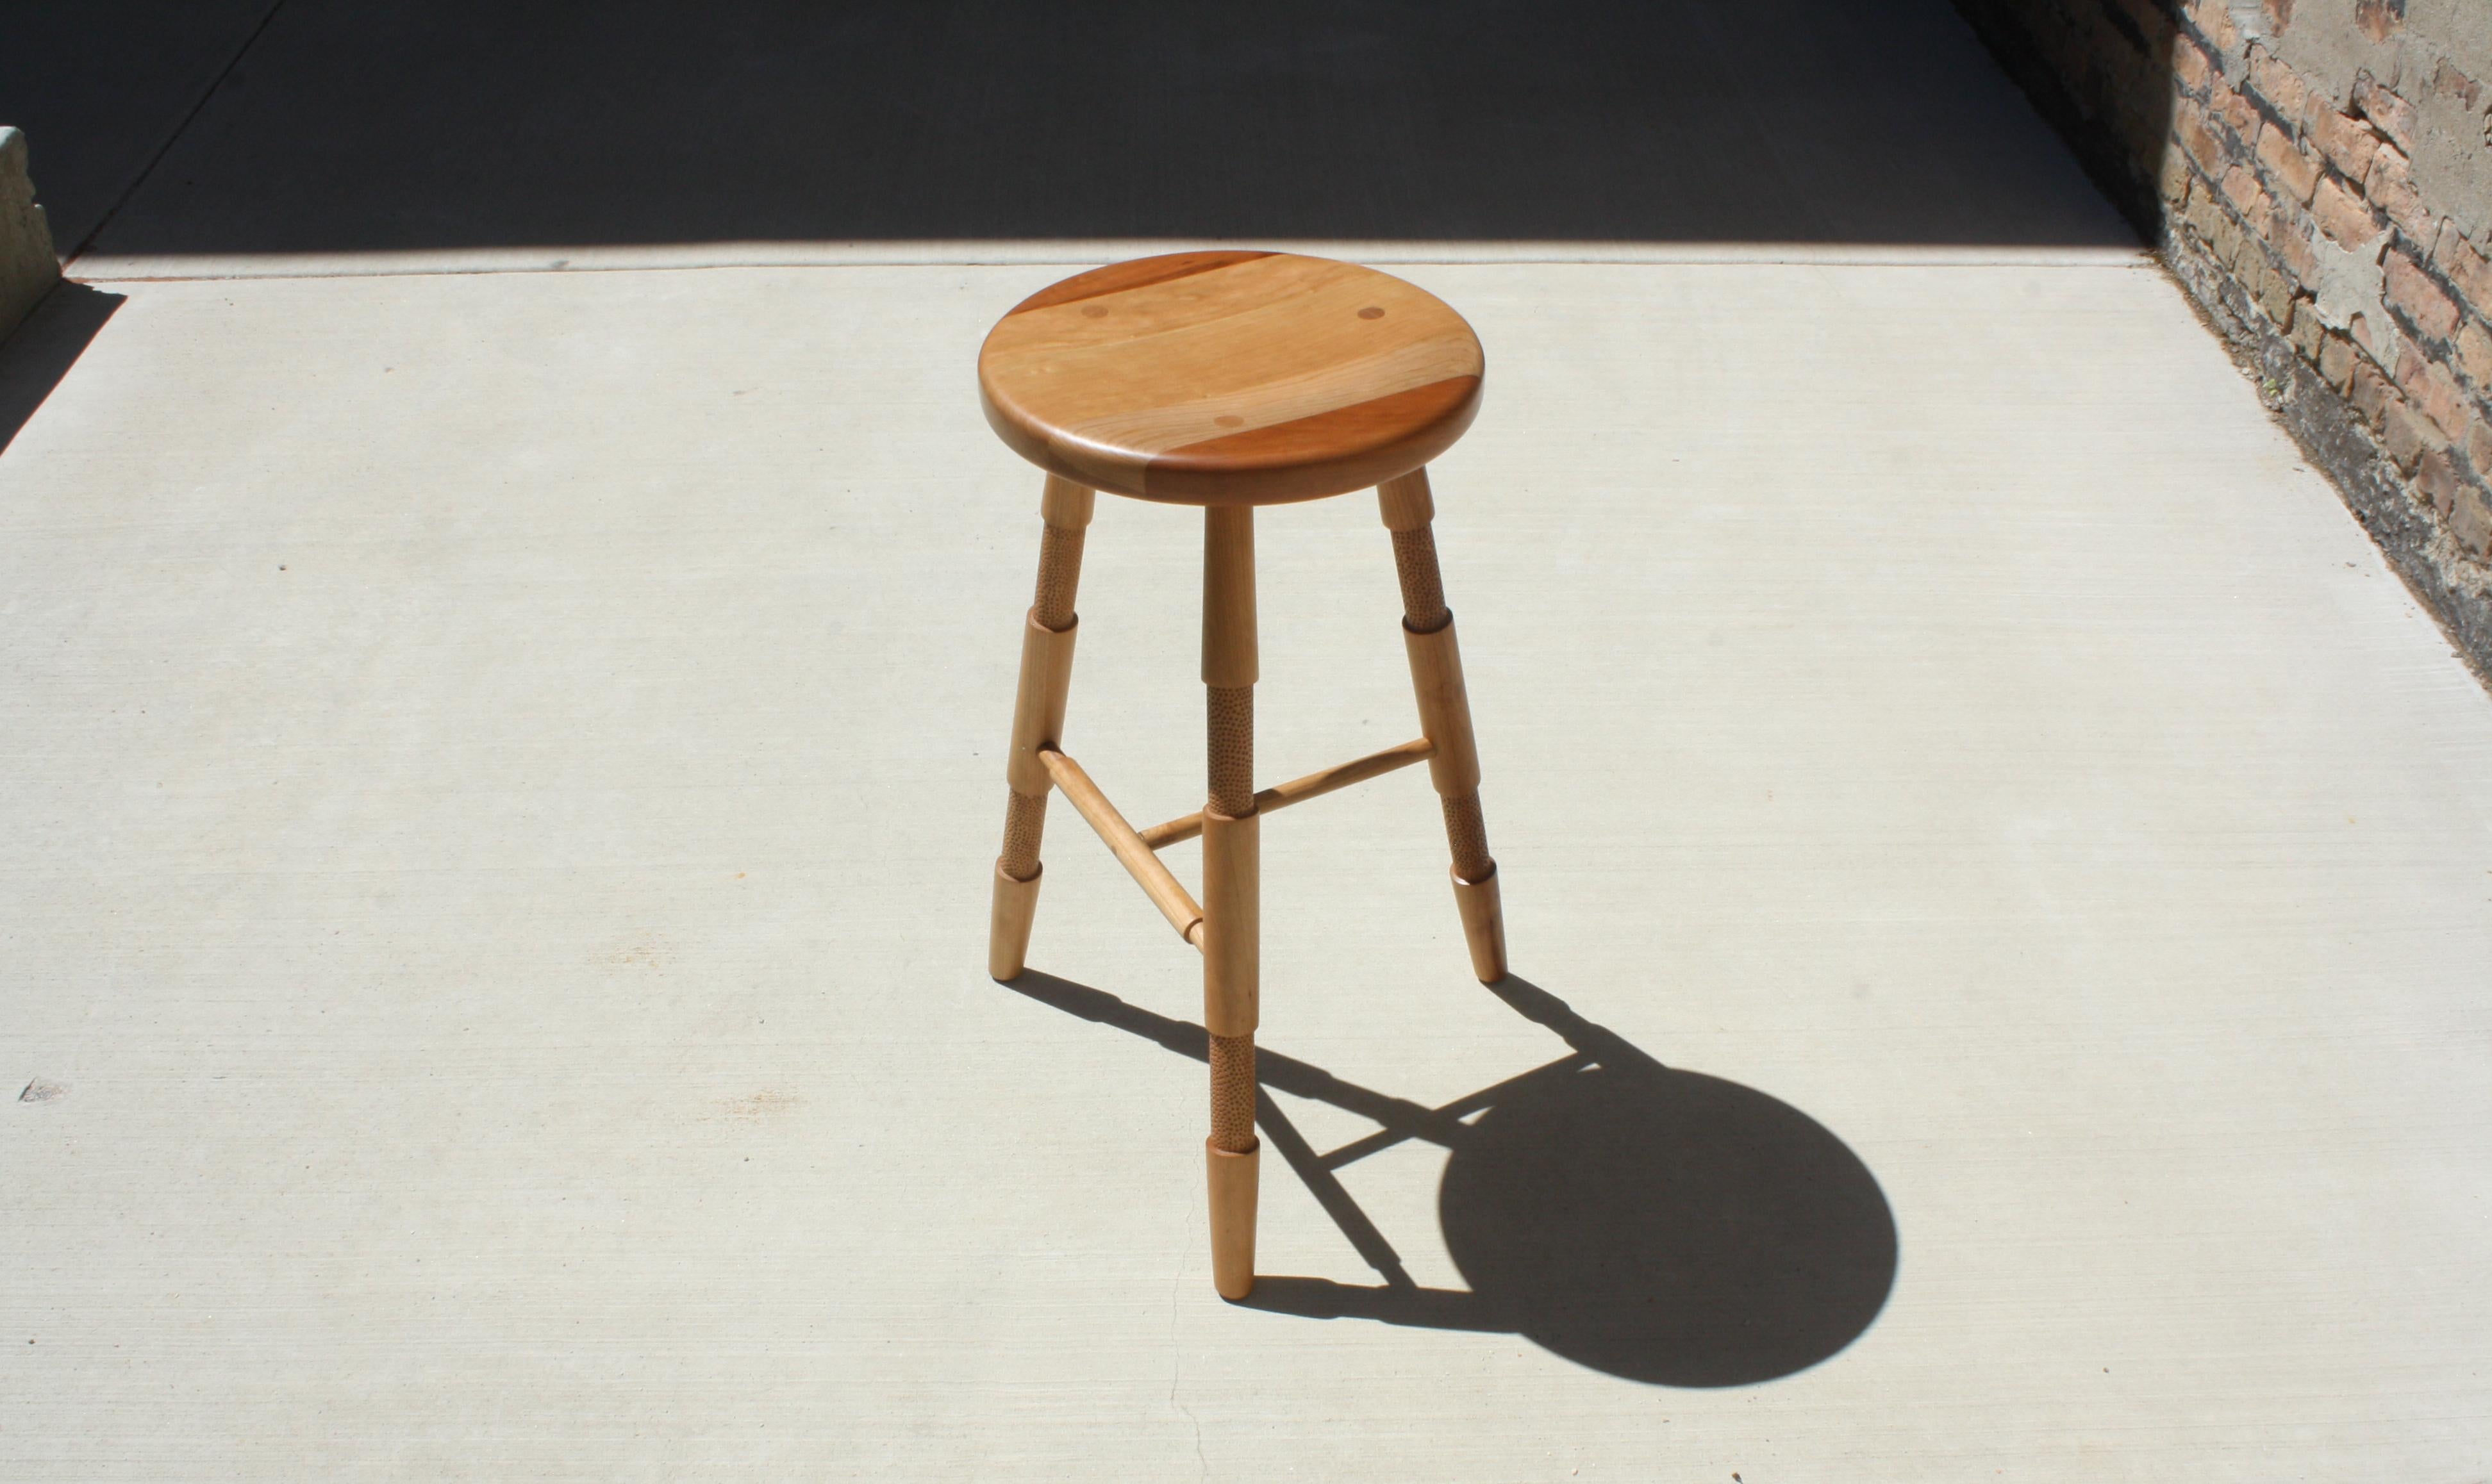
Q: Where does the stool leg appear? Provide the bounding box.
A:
[1201,504,1261,1300]
[1377,468,1508,983]
[988,475,1095,981]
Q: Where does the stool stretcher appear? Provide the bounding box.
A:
[1040,747,1206,948]
[1137,736,1435,850]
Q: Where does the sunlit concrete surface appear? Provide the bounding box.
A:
[5,255,2491,1480]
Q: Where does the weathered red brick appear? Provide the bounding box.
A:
[2308,108,2382,183]
[2207,195,2249,268]
[2311,173,2380,249]
[2161,147,2195,207]
[2398,348,2473,441]
[2188,0,2242,55]
[2320,331,2358,391]
[2423,367,2473,443]
[2289,296,2326,359]
[2202,72,2241,133]
[2382,395,2446,470]
[2353,75,2418,149]
[2247,47,2315,129]
[2257,253,2297,324]
[2235,238,2270,300]
[2186,188,2229,260]
[2452,485,2492,557]
[2255,120,2321,203]
[2432,226,2492,315]
[2470,418,2492,479]
[2218,162,2257,211]
[2269,212,2320,286]
[2364,144,2434,243]
[2384,250,2461,341]
[2214,77,2261,140]
[2349,356,2395,429]
[2420,449,2463,517]
[2222,163,2275,235]
[2458,320,2492,391]
[2173,35,2213,94]
[2176,99,2230,177]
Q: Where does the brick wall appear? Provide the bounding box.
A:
[1955,0,2492,674]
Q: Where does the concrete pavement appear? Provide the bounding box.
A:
[6,0,2490,1472]
[5,254,2490,1478]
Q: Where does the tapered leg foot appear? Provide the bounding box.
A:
[984,476,1095,978]
[1450,864,1506,983]
[988,859,1042,981]
[1206,1140,1260,1299]
[1380,468,1514,979]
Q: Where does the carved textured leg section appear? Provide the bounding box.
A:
[1209,1033,1257,1151]
[1033,521,1085,631]
[1390,525,1449,631]
[1207,686,1254,816]
[999,787,1048,880]
[1440,791,1493,882]
[1201,504,1260,1299]
[1379,468,1508,983]
[988,475,1096,980]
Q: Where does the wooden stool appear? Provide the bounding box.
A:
[979,251,1509,1301]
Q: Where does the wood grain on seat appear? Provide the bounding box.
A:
[978,252,1485,505]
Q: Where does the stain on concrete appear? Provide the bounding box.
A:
[711,1090,799,1122]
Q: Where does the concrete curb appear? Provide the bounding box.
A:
[65,240,2156,283]
[1,126,62,342]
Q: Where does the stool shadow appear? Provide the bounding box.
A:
[1003,970,1898,1387]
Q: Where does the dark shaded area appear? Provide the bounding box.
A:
[0,283,123,452]
[11,0,2134,256]
[1006,971,1898,1387]
[1441,1060,1895,1386]
[1948,0,2175,242]
[0,0,277,251]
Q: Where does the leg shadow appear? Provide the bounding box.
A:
[1002,970,1898,1388]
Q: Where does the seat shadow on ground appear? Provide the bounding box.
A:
[15,0,2138,258]
[1006,970,1898,1388]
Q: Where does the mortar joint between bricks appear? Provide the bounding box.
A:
[2238,81,2303,144]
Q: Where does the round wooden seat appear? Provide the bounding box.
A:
[978,251,1485,506]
